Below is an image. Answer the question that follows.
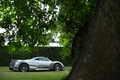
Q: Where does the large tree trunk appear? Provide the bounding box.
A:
[67,0,120,80]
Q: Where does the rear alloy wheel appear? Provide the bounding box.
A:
[54,64,62,71]
[19,64,29,72]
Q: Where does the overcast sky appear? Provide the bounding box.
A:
[0,28,6,33]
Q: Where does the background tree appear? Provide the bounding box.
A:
[52,0,96,58]
[0,0,58,47]
[0,0,95,56]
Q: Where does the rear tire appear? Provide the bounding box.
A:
[54,64,62,71]
[19,63,29,72]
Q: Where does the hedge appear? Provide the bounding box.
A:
[0,46,72,66]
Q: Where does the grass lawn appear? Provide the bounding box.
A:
[0,67,71,80]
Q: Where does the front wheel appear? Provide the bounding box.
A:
[19,64,29,72]
[54,64,62,71]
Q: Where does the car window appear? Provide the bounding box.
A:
[35,58,49,61]
[42,58,49,61]
[35,58,43,61]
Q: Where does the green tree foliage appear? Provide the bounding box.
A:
[57,0,96,44]
[56,0,96,58]
[0,35,5,46]
[0,0,57,46]
[0,0,96,57]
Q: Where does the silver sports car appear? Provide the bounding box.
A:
[9,57,65,72]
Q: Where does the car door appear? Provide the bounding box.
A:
[26,59,39,67]
[37,58,52,68]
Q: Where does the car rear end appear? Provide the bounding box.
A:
[9,59,19,71]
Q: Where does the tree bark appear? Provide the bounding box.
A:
[67,0,120,80]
